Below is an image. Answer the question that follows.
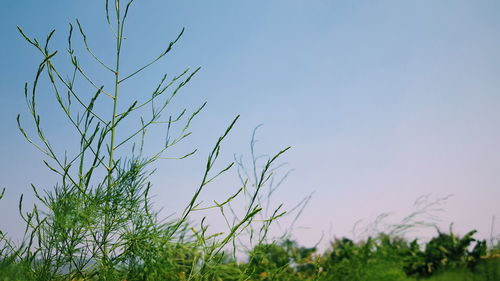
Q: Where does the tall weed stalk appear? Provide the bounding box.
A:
[6,1,290,280]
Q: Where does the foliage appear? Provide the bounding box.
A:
[2,0,291,280]
[244,239,319,281]
[404,229,487,277]
[314,229,492,281]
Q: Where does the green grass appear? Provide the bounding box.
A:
[423,258,500,281]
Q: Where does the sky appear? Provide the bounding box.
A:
[1,0,500,250]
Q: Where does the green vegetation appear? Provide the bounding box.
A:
[2,221,499,280]
[1,0,498,280]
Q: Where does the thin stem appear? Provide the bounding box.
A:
[108,1,122,189]
[102,0,123,274]
[118,28,184,84]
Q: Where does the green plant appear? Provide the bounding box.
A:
[404,229,486,277]
[229,126,312,256]
[247,242,291,279]
[5,1,291,280]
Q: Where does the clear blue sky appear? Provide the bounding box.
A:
[1,0,500,249]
